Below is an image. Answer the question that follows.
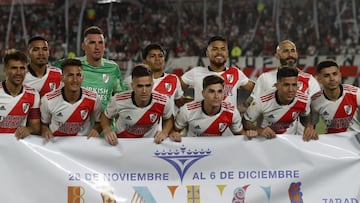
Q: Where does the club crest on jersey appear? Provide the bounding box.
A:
[292,112,299,120]
[298,81,303,91]
[49,82,56,91]
[218,122,227,132]
[22,103,29,113]
[165,83,172,92]
[80,109,89,120]
[226,74,234,83]
[103,74,109,83]
[344,105,352,115]
[149,113,158,123]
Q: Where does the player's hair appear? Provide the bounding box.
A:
[316,59,339,73]
[28,36,48,46]
[60,58,83,71]
[276,40,296,53]
[131,64,152,79]
[142,44,165,59]
[207,35,227,45]
[203,75,224,89]
[83,26,104,38]
[277,66,298,81]
[3,49,28,67]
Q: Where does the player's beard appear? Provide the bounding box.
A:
[279,57,297,68]
[210,58,226,69]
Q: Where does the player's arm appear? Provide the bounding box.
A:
[240,79,255,92]
[154,115,175,144]
[300,113,318,141]
[41,123,53,142]
[88,95,103,139]
[180,77,189,90]
[100,112,118,145]
[87,122,101,139]
[174,96,194,108]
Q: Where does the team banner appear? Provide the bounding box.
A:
[1,132,360,202]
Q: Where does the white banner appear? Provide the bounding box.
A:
[1,133,360,203]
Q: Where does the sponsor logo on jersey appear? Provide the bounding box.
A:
[165,83,172,93]
[103,74,109,83]
[22,103,29,113]
[80,109,88,120]
[344,105,352,115]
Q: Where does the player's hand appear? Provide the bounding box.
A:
[243,129,258,139]
[42,127,53,142]
[87,129,100,139]
[15,126,31,140]
[154,131,168,144]
[302,126,318,142]
[104,130,118,145]
[258,127,276,139]
[169,131,182,142]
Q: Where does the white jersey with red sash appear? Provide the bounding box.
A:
[0,83,40,133]
[40,88,102,136]
[175,100,242,137]
[24,65,62,97]
[252,68,320,97]
[104,91,173,138]
[311,84,360,133]
[181,66,249,105]
[245,90,310,134]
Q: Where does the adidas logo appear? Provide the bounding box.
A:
[125,115,132,120]
[0,106,6,110]
[194,125,201,129]
[56,112,63,117]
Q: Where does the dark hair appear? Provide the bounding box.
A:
[203,75,224,89]
[142,44,164,59]
[131,64,152,79]
[61,58,82,71]
[207,36,227,45]
[316,59,339,73]
[28,36,48,46]
[277,66,298,81]
[3,49,28,67]
[83,26,104,38]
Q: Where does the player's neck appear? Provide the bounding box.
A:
[29,63,47,78]
[153,71,164,79]
[208,65,226,72]
[86,56,102,67]
[323,86,342,101]
[202,101,221,116]
[4,81,23,96]
[63,88,82,104]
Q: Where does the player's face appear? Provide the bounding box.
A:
[276,42,298,68]
[144,49,165,72]
[62,66,83,92]
[132,76,153,104]
[28,40,50,67]
[4,60,27,87]
[202,83,224,108]
[206,40,228,68]
[276,76,298,104]
[317,66,341,91]
[82,34,105,62]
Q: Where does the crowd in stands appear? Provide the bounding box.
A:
[1,0,360,63]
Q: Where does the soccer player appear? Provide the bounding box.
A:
[100,64,175,145]
[24,36,62,97]
[310,59,360,134]
[180,36,255,111]
[170,75,256,139]
[252,40,320,134]
[40,59,102,141]
[0,50,40,138]
[124,43,192,112]
[243,67,318,141]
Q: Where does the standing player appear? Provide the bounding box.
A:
[170,75,256,139]
[101,65,175,145]
[24,36,62,97]
[125,44,192,112]
[180,36,255,111]
[252,40,320,134]
[40,59,102,141]
[0,50,40,139]
[243,67,318,141]
[311,60,360,134]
